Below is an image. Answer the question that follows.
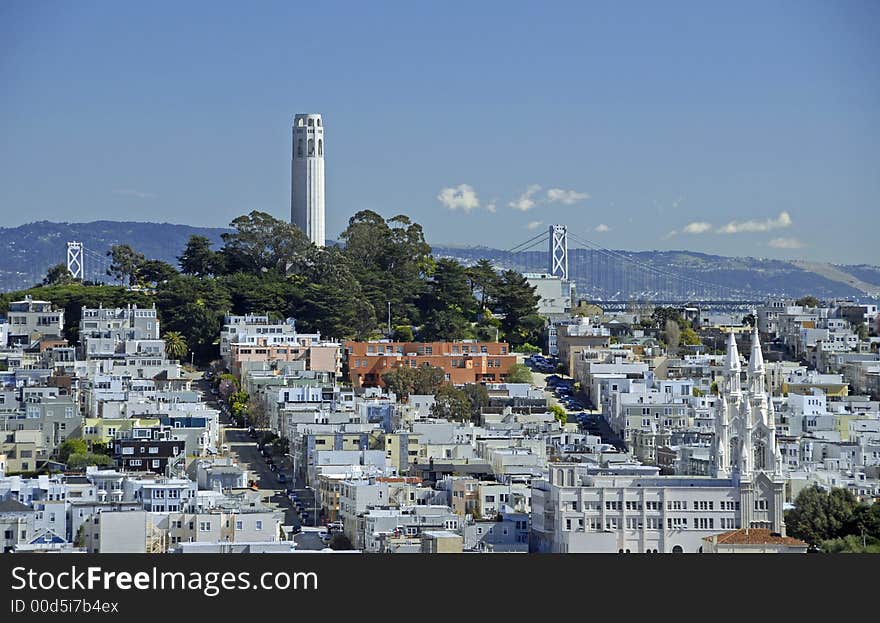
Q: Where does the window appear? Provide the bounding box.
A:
[199,522,211,532]
[235,520,243,530]
[255,520,263,531]
[308,138,314,155]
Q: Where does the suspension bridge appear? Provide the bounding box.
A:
[502,225,763,308]
[64,241,116,284]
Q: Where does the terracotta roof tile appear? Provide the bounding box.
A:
[704,528,807,546]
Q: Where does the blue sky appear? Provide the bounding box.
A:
[1,1,878,264]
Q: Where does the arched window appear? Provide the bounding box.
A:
[317,118,321,127]
[297,118,304,127]
[318,139,323,156]
[672,545,683,553]
[754,440,766,471]
[308,118,314,127]
[308,139,314,155]
[297,139,303,157]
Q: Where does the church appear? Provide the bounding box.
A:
[530,329,787,553]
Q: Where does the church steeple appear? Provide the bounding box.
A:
[724,331,741,395]
[748,328,766,396]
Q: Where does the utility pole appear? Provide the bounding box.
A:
[387,301,392,336]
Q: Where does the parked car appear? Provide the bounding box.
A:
[277,473,287,483]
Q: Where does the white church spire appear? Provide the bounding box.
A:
[724,331,741,395]
[748,328,764,373]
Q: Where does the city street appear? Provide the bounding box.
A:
[224,427,326,549]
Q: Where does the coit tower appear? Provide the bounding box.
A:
[291,113,325,246]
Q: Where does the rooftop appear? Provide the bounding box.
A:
[704,528,807,547]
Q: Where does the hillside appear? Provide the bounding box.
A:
[0,221,229,291]
[0,220,878,302]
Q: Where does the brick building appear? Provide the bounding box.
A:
[343,341,517,388]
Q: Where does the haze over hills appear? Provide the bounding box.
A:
[1,220,878,302]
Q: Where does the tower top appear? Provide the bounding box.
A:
[724,331,741,373]
[293,113,323,127]
[748,328,764,374]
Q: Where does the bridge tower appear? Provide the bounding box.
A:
[66,241,83,280]
[548,224,568,280]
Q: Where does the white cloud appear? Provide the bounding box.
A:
[663,230,678,240]
[594,223,611,233]
[485,200,497,213]
[526,220,544,230]
[508,184,542,211]
[683,221,713,234]
[437,184,480,212]
[113,188,155,199]
[717,211,792,234]
[768,236,805,249]
[546,188,590,205]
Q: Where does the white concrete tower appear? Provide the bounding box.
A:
[291,113,325,246]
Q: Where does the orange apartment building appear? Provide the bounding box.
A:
[343,340,517,388]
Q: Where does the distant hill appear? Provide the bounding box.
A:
[432,246,880,302]
[0,221,229,291]
[0,220,877,302]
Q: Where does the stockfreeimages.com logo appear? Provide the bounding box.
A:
[10,566,318,598]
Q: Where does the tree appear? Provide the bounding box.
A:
[328,533,354,550]
[392,325,414,342]
[549,403,568,426]
[742,313,756,328]
[680,326,701,346]
[90,441,112,457]
[43,263,76,286]
[785,485,861,546]
[163,331,188,361]
[248,395,270,430]
[467,259,499,311]
[796,296,820,308]
[67,453,114,470]
[461,383,489,423]
[505,363,533,385]
[57,438,87,462]
[651,306,682,329]
[340,210,433,329]
[137,259,177,286]
[107,244,145,285]
[178,235,218,276]
[419,259,478,341]
[413,366,446,395]
[218,210,314,275]
[495,270,541,347]
[855,322,869,342]
[382,367,417,400]
[849,500,880,540]
[295,246,377,339]
[663,319,681,353]
[383,365,445,400]
[431,385,472,422]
